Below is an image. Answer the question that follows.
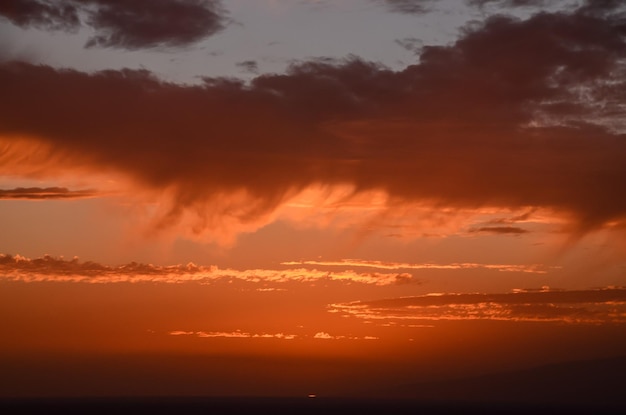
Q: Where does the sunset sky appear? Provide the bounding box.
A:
[1,0,626,400]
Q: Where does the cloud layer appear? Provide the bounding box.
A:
[282,259,552,274]
[1,1,625,238]
[0,254,412,285]
[330,287,626,324]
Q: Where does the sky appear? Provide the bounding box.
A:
[1,0,626,401]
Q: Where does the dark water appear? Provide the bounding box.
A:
[0,397,624,415]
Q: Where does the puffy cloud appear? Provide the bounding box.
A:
[1,2,625,238]
[330,287,626,324]
[0,0,227,49]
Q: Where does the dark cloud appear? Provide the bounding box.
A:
[0,0,79,30]
[376,0,434,14]
[467,0,549,8]
[236,60,259,74]
[331,287,626,324]
[0,0,227,50]
[394,37,422,53]
[0,187,97,200]
[85,0,227,50]
[0,3,625,234]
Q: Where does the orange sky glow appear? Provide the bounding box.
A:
[1,0,626,407]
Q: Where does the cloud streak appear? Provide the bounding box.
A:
[282,259,553,274]
[169,330,377,340]
[330,287,626,324]
[0,187,98,200]
[1,1,625,239]
[169,330,297,340]
[0,254,413,285]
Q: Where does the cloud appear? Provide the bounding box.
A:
[1,2,625,239]
[84,0,227,50]
[169,330,377,340]
[375,0,434,14]
[170,330,297,340]
[394,37,422,53]
[329,287,626,324]
[0,254,412,285]
[236,60,259,74]
[468,226,529,235]
[0,0,228,50]
[0,187,98,200]
[282,259,553,274]
[467,0,550,8]
[312,331,378,340]
[0,0,79,30]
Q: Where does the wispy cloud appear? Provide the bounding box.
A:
[169,330,378,340]
[169,330,297,340]
[0,254,412,285]
[468,226,529,235]
[330,287,626,324]
[282,259,554,274]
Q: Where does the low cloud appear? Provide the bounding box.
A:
[313,332,378,340]
[0,254,412,285]
[330,287,626,324]
[169,330,377,340]
[170,330,297,340]
[0,0,227,50]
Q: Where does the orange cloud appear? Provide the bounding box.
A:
[0,254,414,285]
[169,330,377,340]
[313,332,379,340]
[282,259,555,274]
[169,330,297,340]
[330,287,626,324]
[0,187,98,200]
